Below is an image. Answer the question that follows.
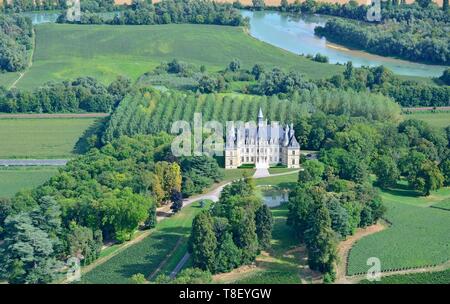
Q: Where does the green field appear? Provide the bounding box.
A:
[0,118,99,158]
[80,201,210,284]
[0,167,58,198]
[431,198,450,211]
[347,185,450,276]
[363,268,450,284]
[0,24,344,90]
[404,111,450,129]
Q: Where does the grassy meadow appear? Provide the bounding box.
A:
[0,167,58,198]
[0,117,99,158]
[347,185,450,276]
[0,23,344,90]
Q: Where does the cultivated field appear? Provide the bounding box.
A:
[0,117,100,158]
[0,23,343,90]
[363,268,450,284]
[0,167,58,198]
[347,185,450,276]
[80,201,210,284]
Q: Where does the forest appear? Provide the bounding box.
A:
[0,13,32,72]
[314,17,449,65]
[0,132,224,283]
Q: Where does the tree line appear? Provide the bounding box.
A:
[0,76,131,113]
[0,0,116,13]
[142,59,449,108]
[0,13,32,72]
[57,0,248,26]
[103,86,401,142]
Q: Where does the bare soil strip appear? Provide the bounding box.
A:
[148,237,184,280]
[335,223,386,284]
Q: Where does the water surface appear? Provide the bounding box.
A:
[242,10,447,77]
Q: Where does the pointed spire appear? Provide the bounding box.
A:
[258,107,264,119]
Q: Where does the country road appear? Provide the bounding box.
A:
[0,159,68,166]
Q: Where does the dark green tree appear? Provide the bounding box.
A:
[304,201,338,280]
[255,204,273,250]
[189,211,217,272]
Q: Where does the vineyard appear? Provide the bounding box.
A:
[103,88,400,142]
[362,269,450,284]
[347,200,450,276]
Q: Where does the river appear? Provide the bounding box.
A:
[24,10,447,78]
[242,10,447,78]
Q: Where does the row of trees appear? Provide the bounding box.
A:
[58,0,248,26]
[103,86,400,142]
[279,0,449,22]
[0,13,32,72]
[0,0,116,13]
[143,59,448,107]
[0,132,224,283]
[0,76,131,113]
[189,176,273,273]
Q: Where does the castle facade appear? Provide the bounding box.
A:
[224,108,300,169]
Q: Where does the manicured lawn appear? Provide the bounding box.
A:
[0,23,344,90]
[0,167,58,197]
[404,111,450,129]
[347,185,450,276]
[362,268,450,284]
[255,172,297,188]
[221,168,256,181]
[431,198,450,211]
[0,118,99,158]
[268,168,299,175]
[80,201,211,284]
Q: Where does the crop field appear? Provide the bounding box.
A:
[0,167,58,198]
[404,111,450,129]
[80,201,210,284]
[347,186,450,276]
[0,23,344,90]
[0,117,99,159]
